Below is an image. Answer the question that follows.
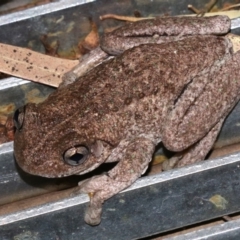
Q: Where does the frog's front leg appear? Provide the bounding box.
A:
[78,137,155,225]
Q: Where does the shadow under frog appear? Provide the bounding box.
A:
[14,15,240,225]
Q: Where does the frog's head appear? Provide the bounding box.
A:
[13,103,114,178]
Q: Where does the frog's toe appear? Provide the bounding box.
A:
[84,190,104,225]
[77,175,109,225]
[84,203,102,226]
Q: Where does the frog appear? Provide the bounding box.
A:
[14,15,240,226]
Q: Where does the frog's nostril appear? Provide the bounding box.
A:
[63,145,89,166]
[13,106,25,131]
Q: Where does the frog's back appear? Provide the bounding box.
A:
[39,36,231,140]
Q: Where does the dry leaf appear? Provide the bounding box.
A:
[227,33,240,53]
[81,21,100,50]
[0,43,79,87]
[77,20,100,58]
[0,114,14,143]
[152,155,168,165]
[40,35,59,57]
[209,194,228,210]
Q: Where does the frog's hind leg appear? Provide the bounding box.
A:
[162,118,224,171]
[77,137,155,225]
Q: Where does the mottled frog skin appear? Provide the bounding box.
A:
[14,16,240,225]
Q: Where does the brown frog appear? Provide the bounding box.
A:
[14,15,240,225]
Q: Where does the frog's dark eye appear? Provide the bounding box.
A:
[13,106,25,131]
[63,145,89,166]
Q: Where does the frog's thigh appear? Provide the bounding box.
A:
[79,137,155,225]
[177,118,224,167]
[162,118,224,171]
[162,52,240,152]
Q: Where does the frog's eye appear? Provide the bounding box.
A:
[13,106,25,131]
[63,145,89,166]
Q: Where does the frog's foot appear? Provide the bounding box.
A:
[162,119,224,171]
[78,175,108,225]
[78,174,120,225]
[84,192,103,226]
[78,137,155,225]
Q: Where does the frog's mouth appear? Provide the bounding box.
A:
[14,132,111,178]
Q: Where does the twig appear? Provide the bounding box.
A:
[222,4,240,11]
[188,0,218,16]
[100,14,154,22]
[188,4,201,14]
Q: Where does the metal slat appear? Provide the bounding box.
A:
[166,218,240,240]
[1,153,240,239]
